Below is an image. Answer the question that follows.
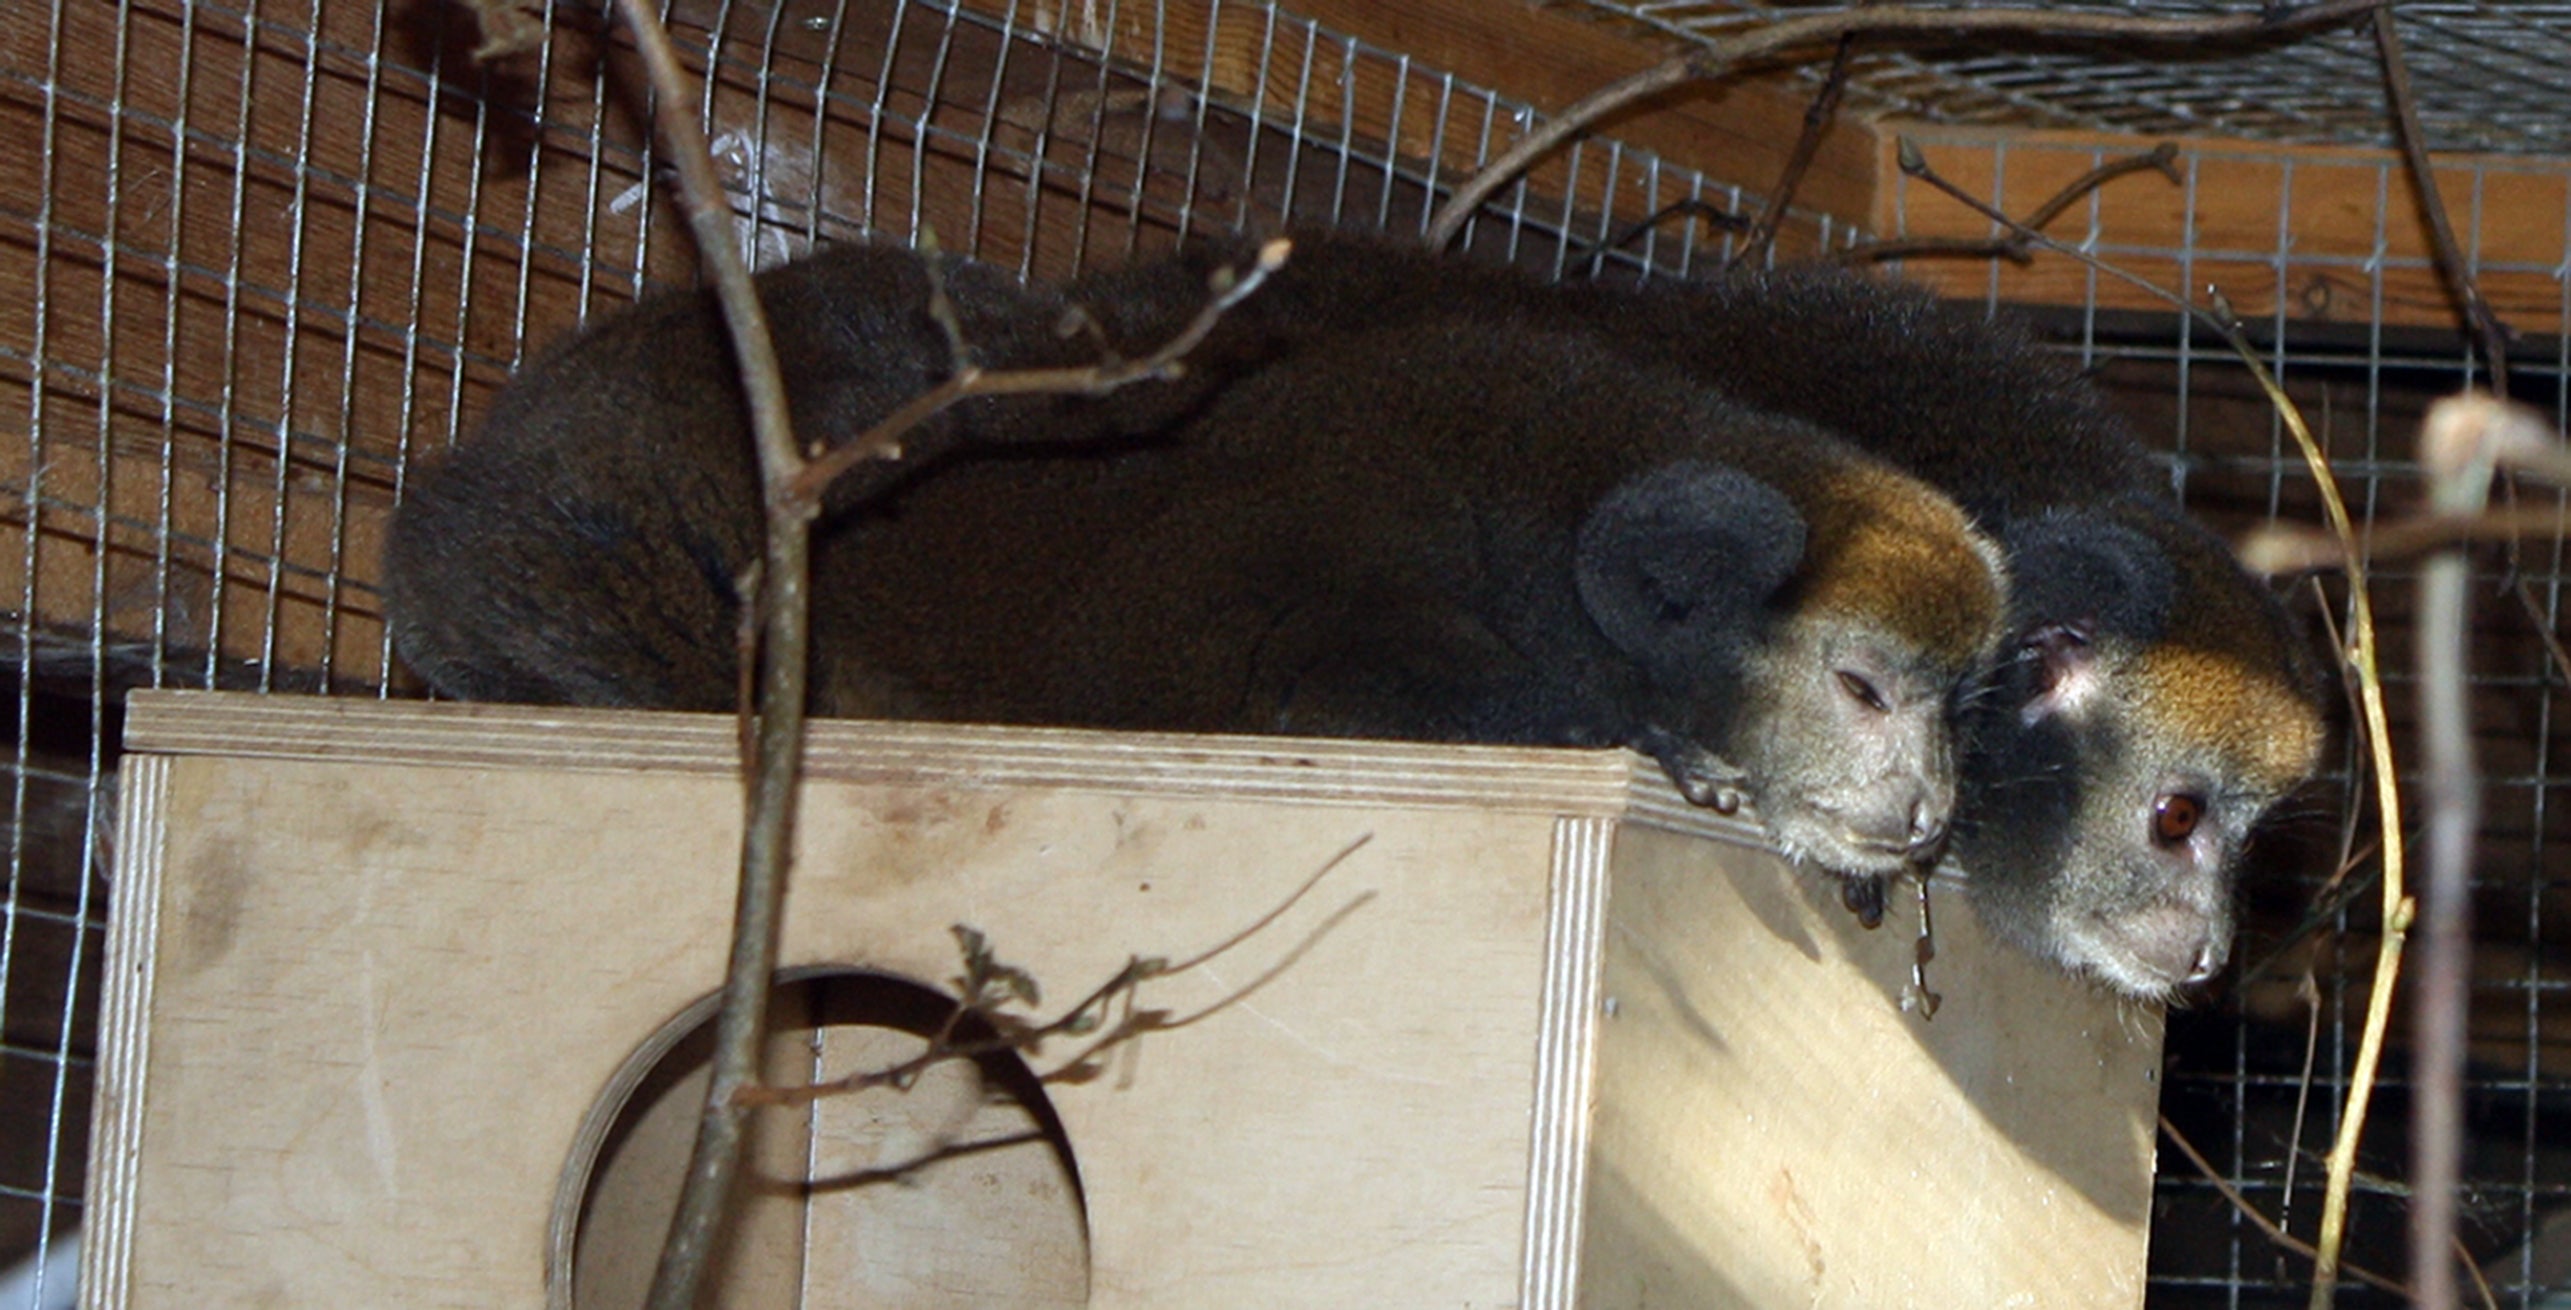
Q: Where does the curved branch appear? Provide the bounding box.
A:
[1424,0,2385,250]
[2375,12,2511,396]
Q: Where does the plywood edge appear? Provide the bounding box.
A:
[1519,816,1616,1310]
[81,754,172,1310]
[118,691,1780,836]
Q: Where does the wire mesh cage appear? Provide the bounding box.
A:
[1564,0,2571,155]
[4,0,2570,1305]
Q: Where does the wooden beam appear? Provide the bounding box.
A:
[1878,126,2571,336]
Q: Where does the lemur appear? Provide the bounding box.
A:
[385,241,2011,886]
[1063,230,2330,999]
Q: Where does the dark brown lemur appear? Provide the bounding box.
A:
[1583,268,2329,1003]
[817,315,2010,881]
[1066,230,2329,1001]
[384,244,2011,884]
[384,243,1096,711]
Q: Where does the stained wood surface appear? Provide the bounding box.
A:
[1883,127,2571,337]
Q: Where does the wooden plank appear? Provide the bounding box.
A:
[94,720,1580,1305]
[90,696,2163,1306]
[1879,126,2571,334]
[1583,824,2161,1307]
[118,690,1735,825]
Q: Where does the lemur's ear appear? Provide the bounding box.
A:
[2002,510,2176,723]
[1576,460,1806,684]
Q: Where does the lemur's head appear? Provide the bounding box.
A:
[1953,504,2327,1000]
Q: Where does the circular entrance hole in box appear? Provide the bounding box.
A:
[551,968,1088,1308]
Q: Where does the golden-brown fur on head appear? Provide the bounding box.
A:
[2127,643,2328,801]
[1798,459,2013,677]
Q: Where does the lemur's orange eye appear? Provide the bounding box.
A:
[2153,793,2205,847]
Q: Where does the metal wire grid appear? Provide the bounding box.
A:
[1557,1,2571,158]
[5,1,2567,1306]
[1888,133,2571,1303]
[0,0,1795,1299]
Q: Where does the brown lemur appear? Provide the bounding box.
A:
[1068,230,2330,999]
[385,241,2011,883]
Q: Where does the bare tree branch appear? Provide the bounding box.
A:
[2374,13,2511,398]
[2509,579,2571,692]
[1840,142,2179,266]
[2158,1115,2413,1300]
[1423,1,2384,249]
[785,238,1292,508]
[1581,199,1751,279]
[605,4,814,1308]
[1893,140,2210,321]
[1733,26,1862,270]
[2240,502,2571,574]
[596,11,1291,1304]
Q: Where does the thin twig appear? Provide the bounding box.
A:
[1836,235,2041,266]
[2375,6,2529,700]
[1731,26,1861,269]
[2199,297,2406,1310]
[1895,143,2212,321]
[1037,887,1380,1080]
[2235,838,2381,991]
[2158,1115,2413,1300]
[610,3,815,1309]
[1156,833,1372,976]
[2511,578,2571,690]
[1422,0,2382,249]
[784,237,1293,508]
[2374,13,2511,397]
[2282,969,2322,1254]
[1581,199,1750,280]
[742,834,1374,1110]
[2026,142,2184,232]
[1840,142,2179,266]
[744,954,1164,1108]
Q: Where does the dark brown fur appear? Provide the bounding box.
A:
[384,242,2010,882]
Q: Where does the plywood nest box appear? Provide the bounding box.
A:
[88,691,2160,1307]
